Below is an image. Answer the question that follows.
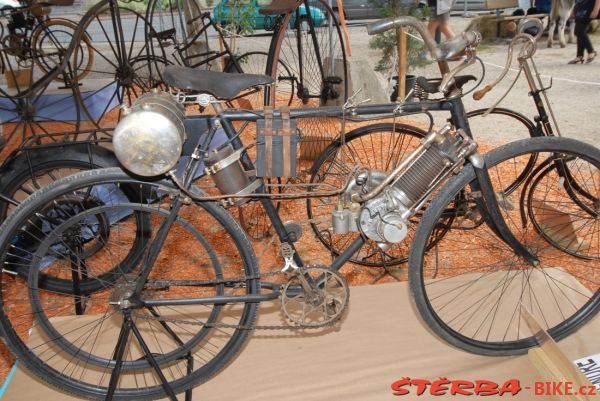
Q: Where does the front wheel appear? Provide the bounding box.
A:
[409,137,600,356]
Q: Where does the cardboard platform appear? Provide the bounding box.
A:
[2,281,598,400]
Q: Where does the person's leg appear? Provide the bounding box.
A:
[428,19,440,39]
[439,20,454,39]
[577,18,595,54]
[570,18,586,61]
[574,19,594,54]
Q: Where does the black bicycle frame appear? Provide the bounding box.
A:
[207,96,539,274]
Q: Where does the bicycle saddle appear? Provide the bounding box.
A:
[416,75,476,94]
[259,0,303,15]
[163,66,273,100]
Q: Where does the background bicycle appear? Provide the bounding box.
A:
[0,0,93,155]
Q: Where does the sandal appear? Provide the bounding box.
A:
[586,51,597,63]
[568,56,584,64]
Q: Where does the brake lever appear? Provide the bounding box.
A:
[473,33,536,101]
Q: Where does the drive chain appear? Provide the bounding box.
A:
[133,269,342,331]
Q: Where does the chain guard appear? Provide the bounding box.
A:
[281,266,349,328]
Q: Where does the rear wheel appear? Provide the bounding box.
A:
[267,0,347,108]
[0,168,259,400]
[30,18,94,81]
[0,144,151,294]
[71,1,168,127]
[527,156,600,259]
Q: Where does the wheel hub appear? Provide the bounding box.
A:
[109,274,141,309]
[116,64,135,86]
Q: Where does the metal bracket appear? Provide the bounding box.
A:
[280,242,299,273]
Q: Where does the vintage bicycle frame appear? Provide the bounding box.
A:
[475,28,599,225]
[133,91,539,309]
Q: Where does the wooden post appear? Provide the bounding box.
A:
[183,0,210,69]
[336,0,352,56]
[397,27,408,100]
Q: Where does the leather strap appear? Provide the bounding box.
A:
[281,107,291,177]
[264,107,274,176]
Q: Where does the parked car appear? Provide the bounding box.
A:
[214,0,327,31]
[0,0,22,11]
[334,0,383,20]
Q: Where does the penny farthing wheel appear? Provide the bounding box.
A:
[70,0,168,129]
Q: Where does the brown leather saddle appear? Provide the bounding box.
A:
[259,0,303,15]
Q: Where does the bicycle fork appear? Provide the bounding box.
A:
[469,153,539,265]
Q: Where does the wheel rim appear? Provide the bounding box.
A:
[71,4,168,129]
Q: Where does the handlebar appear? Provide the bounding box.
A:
[473,18,542,100]
[367,16,481,95]
[367,16,480,62]
[367,16,441,59]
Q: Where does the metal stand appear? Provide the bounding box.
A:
[57,70,81,90]
[103,309,195,401]
[69,246,87,315]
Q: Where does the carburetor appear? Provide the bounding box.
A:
[332,125,477,246]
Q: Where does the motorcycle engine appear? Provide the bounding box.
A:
[332,126,477,246]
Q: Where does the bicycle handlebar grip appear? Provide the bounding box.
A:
[473,85,492,101]
[367,18,398,35]
[367,16,439,59]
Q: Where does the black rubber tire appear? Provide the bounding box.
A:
[409,137,600,356]
[0,167,259,400]
[0,143,118,220]
[0,144,151,294]
[307,122,428,267]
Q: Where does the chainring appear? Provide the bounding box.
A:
[281,266,349,328]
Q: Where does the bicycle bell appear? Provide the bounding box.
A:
[113,89,186,177]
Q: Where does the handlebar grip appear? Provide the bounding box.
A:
[367,16,440,61]
[367,18,397,35]
[473,85,493,101]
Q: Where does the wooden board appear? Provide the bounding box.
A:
[485,0,518,9]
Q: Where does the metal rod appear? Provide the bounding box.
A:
[129,317,179,401]
[143,292,280,307]
[221,100,453,121]
[104,312,132,401]
[330,236,366,272]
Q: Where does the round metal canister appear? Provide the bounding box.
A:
[205,145,252,205]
